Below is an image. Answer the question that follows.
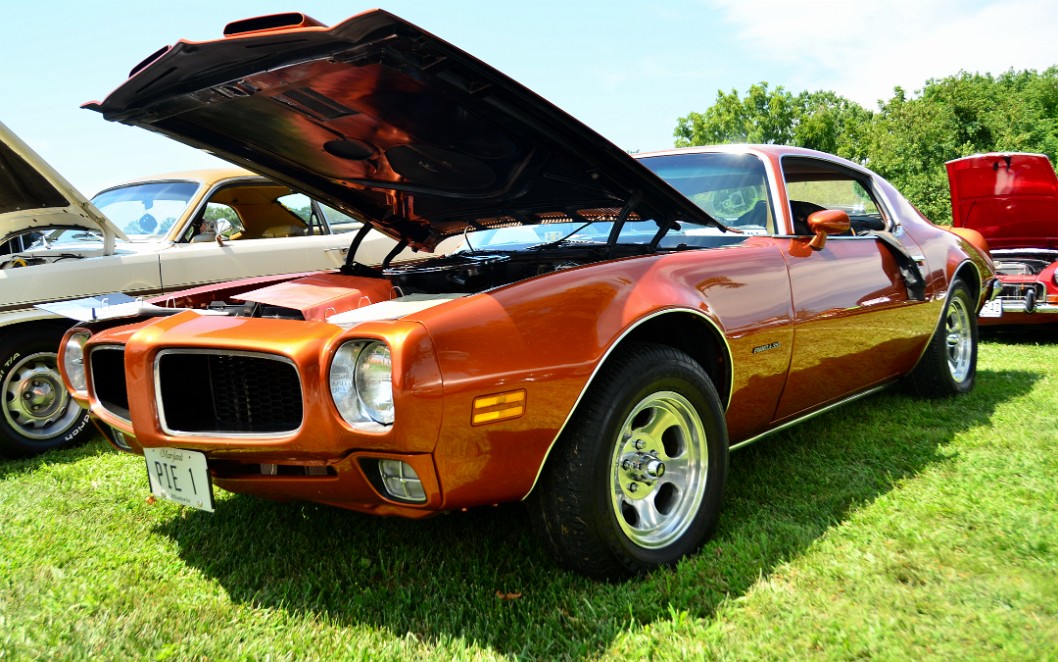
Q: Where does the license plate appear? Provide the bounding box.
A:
[144,447,215,512]
[979,297,1003,318]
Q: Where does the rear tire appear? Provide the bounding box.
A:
[528,342,728,578]
[905,280,977,397]
[0,325,92,457]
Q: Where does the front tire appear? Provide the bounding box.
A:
[529,343,728,578]
[906,279,977,397]
[0,325,92,457]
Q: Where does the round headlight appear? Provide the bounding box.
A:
[329,341,394,428]
[63,331,90,394]
[355,343,394,425]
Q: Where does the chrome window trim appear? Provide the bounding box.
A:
[153,347,304,439]
[775,154,895,236]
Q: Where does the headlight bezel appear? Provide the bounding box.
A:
[62,329,92,395]
[329,340,395,429]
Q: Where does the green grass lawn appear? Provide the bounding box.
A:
[2,331,1056,660]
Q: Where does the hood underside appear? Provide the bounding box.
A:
[947,152,1058,250]
[0,120,125,244]
[85,10,717,251]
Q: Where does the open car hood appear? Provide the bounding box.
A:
[947,152,1058,250]
[0,120,126,246]
[84,10,718,252]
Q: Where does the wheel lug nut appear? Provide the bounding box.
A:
[634,440,644,450]
[628,482,638,493]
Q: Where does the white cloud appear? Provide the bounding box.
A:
[708,0,1057,107]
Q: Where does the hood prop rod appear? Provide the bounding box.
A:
[605,191,642,258]
[340,221,383,277]
[381,239,409,269]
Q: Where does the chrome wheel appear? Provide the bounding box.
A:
[945,293,973,383]
[609,391,708,550]
[529,342,727,577]
[2,351,80,442]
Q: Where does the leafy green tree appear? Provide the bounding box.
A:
[675,83,870,160]
[865,69,1058,223]
[675,82,797,146]
[673,68,1058,225]
[792,90,872,161]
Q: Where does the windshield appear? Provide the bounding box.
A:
[90,181,201,240]
[25,227,105,249]
[456,152,774,251]
[639,151,774,234]
[460,219,734,252]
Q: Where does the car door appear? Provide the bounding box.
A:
[772,158,930,421]
[157,195,379,291]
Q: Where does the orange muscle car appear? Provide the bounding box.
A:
[57,11,994,577]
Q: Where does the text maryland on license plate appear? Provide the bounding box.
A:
[144,447,215,512]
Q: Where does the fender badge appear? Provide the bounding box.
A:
[752,342,781,354]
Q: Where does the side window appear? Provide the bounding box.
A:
[319,204,364,235]
[276,193,326,234]
[782,159,888,235]
[203,203,244,236]
[186,202,244,241]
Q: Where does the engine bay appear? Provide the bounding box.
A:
[380,244,651,294]
[992,249,1058,276]
[193,243,658,322]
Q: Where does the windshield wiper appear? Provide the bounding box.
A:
[531,219,596,251]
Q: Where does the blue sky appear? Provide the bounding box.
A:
[3,0,1055,196]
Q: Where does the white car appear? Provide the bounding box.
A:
[0,120,402,456]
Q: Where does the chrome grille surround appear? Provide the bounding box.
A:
[89,344,130,423]
[154,348,303,438]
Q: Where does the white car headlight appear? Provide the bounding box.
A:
[63,331,91,394]
[329,341,394,428]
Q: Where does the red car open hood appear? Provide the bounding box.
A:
[84,10,718,252]
[947,152,1058,250]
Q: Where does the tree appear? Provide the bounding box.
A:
[674,83,870,160]
[675,83,797,147]
[672,69,1058,225]
[865,69,1058,223]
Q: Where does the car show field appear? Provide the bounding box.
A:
[0,3,1054,659]
[1,333,1054,659]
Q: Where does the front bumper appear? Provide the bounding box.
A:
[105,424,445,516]
[979,280,1058,319]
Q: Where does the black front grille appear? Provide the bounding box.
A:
[157,351,303,434]
[90,347,129,420]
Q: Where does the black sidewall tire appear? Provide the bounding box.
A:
[593,366,728,571]
[529,342,728,578]
[906,280,978,398]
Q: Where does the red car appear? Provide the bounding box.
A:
[58,10,994,577]
[947,152,1058,324]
